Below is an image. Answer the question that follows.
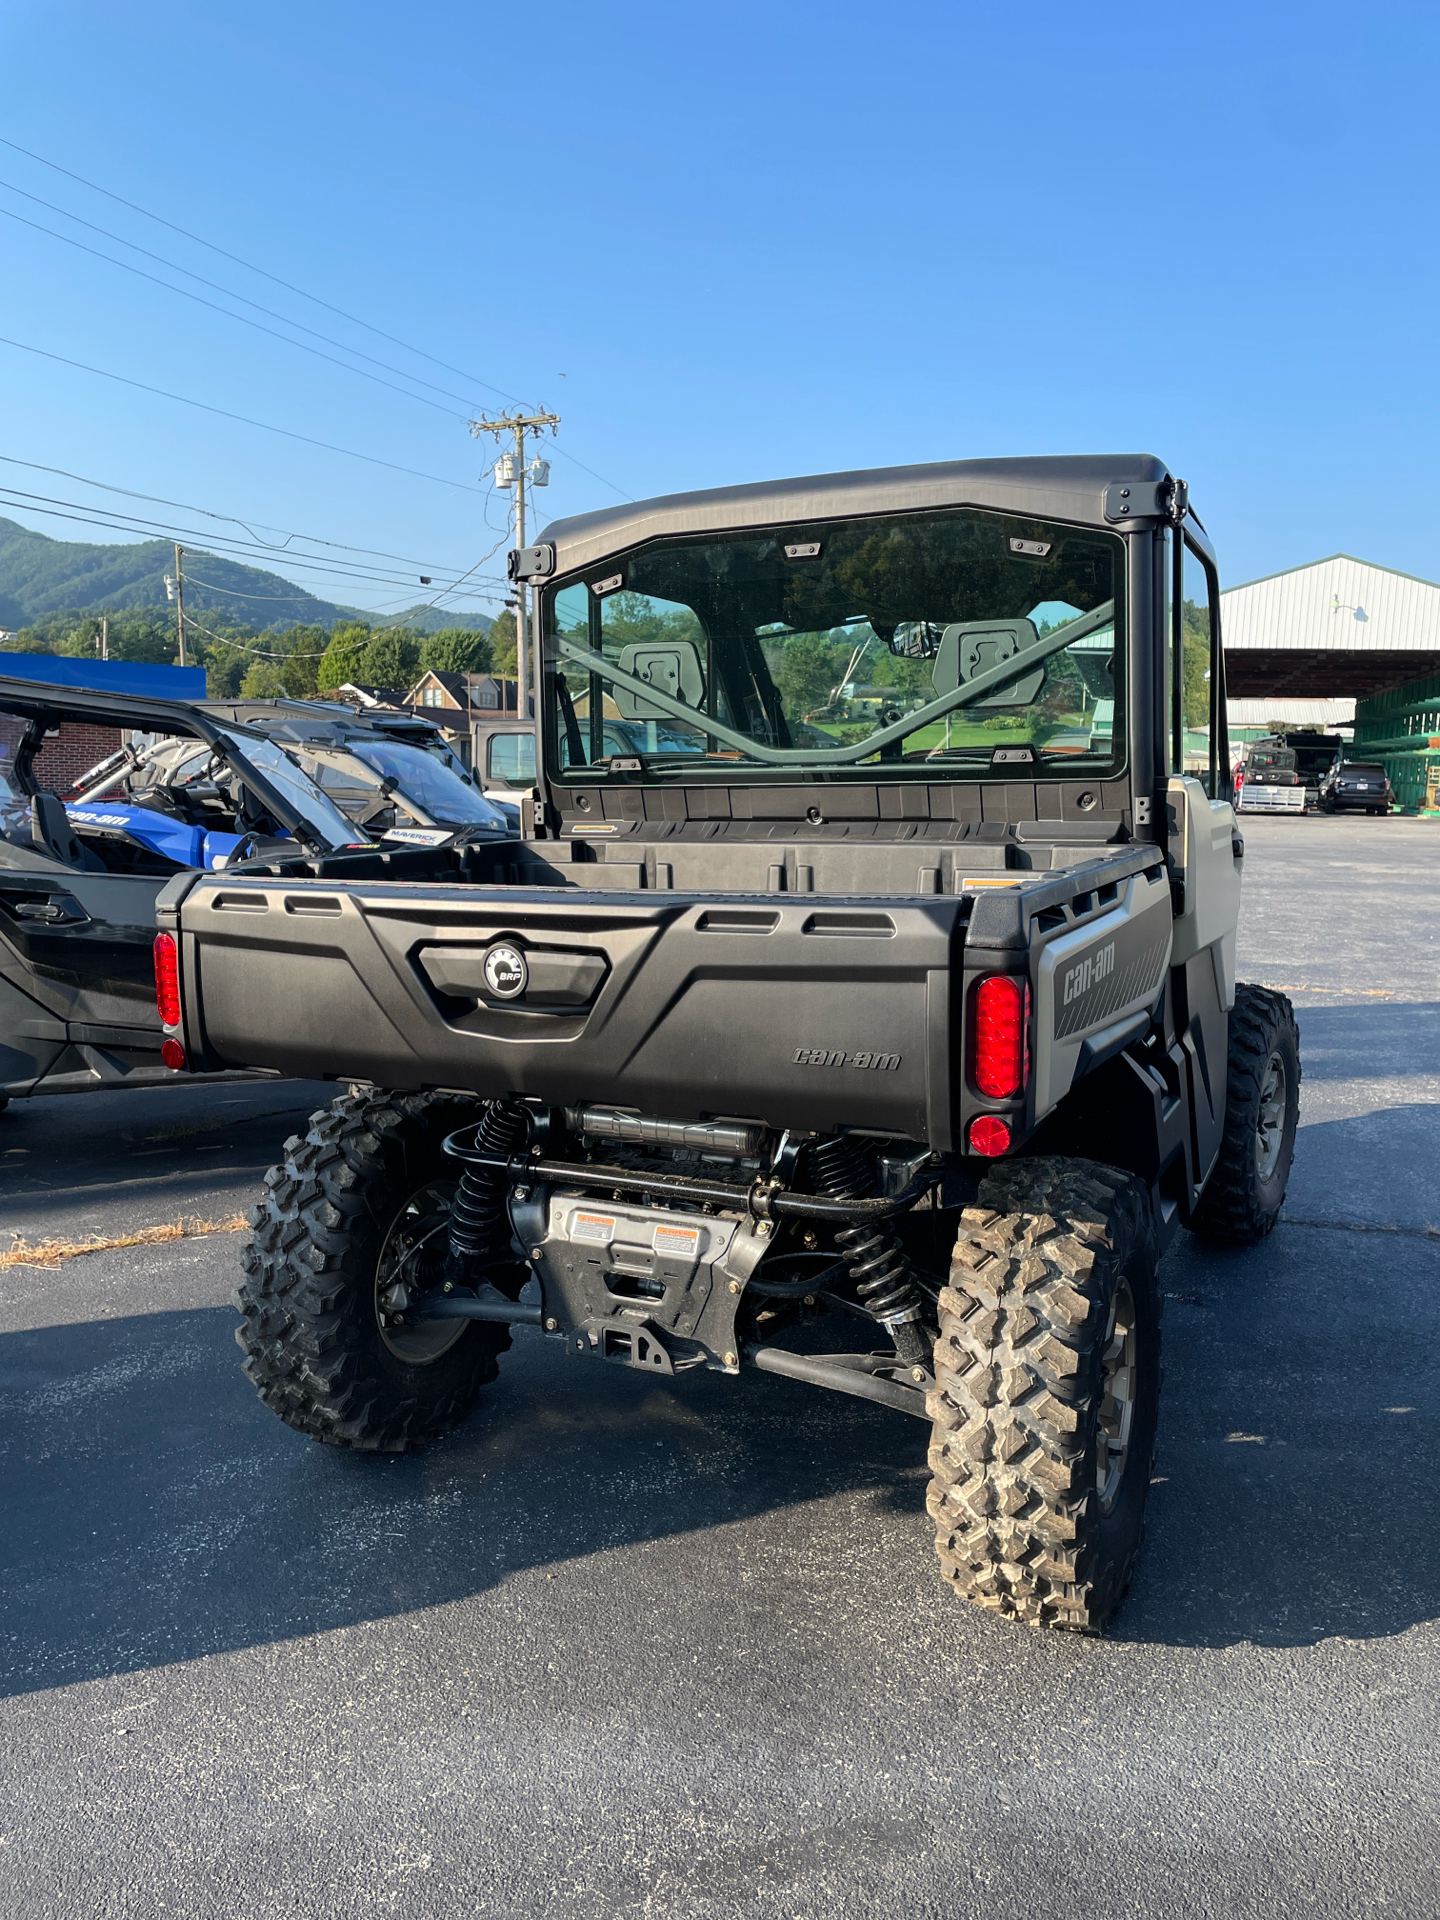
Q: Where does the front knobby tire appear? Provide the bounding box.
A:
[235,1090,508,1451]
[926,1157,1161,1633]
[1189,983,1300,1246]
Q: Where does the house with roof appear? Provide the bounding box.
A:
[406,669,518,717]
[398,670,521,772]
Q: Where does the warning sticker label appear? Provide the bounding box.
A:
[652,1223,701,1259]
[571,1212,616,1246]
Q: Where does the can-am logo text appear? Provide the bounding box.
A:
[1062,941,1115,1007]
[794,1047,901,1071]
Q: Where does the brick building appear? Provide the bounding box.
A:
[0,714,124,795]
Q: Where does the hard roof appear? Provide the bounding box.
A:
[0,672,242,740]
[537,453,1172,577]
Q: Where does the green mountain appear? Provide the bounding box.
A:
[369,602,491,635]
[0,518,489,634]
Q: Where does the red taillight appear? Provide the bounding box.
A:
[153,932,180,1027]
[973,974,1029,1098]
[160,1037,187,1071]
[969,1115,1012,1156]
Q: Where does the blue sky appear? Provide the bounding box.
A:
[1,0,1437,619]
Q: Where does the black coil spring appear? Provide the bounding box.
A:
[805,1136,924,1328]
[446,1099,530,1263]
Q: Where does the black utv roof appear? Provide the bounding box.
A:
[200,698,445,749]
[537,453,1179,578]
[0,673,252,744]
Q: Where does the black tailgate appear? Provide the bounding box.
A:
[163,873,967,1146]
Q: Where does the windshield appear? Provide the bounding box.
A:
[347,739,506,826]
[1247,746,1296,770]
[215,729,364,851]
[543,507,1124,782]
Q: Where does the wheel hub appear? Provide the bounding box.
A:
[374,1178,468,1363]
[1096,1279,1137,1514]
[1255,1050,1287,1181]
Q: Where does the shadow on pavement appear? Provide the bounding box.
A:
[1285,1095,1440,1232]
[1118,1109,1440,1648]
[4,1102,1438,1689]
[1287,1001,1440,1083]
[0,1301,925,1698]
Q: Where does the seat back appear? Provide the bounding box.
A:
[31,792,105,871]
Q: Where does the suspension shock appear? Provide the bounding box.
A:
[805,1136,931,1369]
[445,1098,530,1275]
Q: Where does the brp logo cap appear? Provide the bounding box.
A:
[483,944,528,999]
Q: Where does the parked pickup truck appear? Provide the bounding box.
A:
[155,454,1300,1634]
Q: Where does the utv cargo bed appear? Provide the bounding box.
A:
[158,839,1168,1152]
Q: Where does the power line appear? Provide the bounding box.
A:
[181,572,485,608]
[0,480,455,581]
[0,176,498,415]
[181,564,501,606]
[0,335,478,491]
[177,614,371,661]
[0,487,485,591]
[0,140,635,505]
[389,531,513,624]
[0,453,473,573]
[0,200,469,421]
[0,492,505,605]
[0,133,527,407]
[0,142,634,503]
[184,611,485,659]
[542,442,634,502]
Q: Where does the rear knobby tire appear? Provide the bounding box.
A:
[236,1090,508,1451]
[1189,983,1300,1246]
[927,1156,1161,1633]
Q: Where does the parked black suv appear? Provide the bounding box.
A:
[1318,761,1393,814]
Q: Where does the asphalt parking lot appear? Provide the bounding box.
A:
[2,815,1437,1919]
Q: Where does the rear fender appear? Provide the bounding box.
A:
[1028,864,1173,1121]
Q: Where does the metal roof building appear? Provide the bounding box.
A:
[1221,554,1440,700]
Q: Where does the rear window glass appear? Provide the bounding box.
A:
[487,732,537,785]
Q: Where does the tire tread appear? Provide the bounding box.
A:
[235,1090,502,1451]
[926,1156,1157,1632]
[1190,983,1300,1246]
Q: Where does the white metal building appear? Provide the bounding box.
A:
[1226,697,1355,732]
[1221,553,1440,705]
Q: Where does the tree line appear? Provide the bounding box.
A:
[2,606,516,700]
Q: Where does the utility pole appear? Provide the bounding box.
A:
[468,409,558,717]
[97,614,108,660]
[173,543,187,667]
[164,546,188,666]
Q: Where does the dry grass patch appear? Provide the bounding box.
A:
[0,1213,249,1270]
